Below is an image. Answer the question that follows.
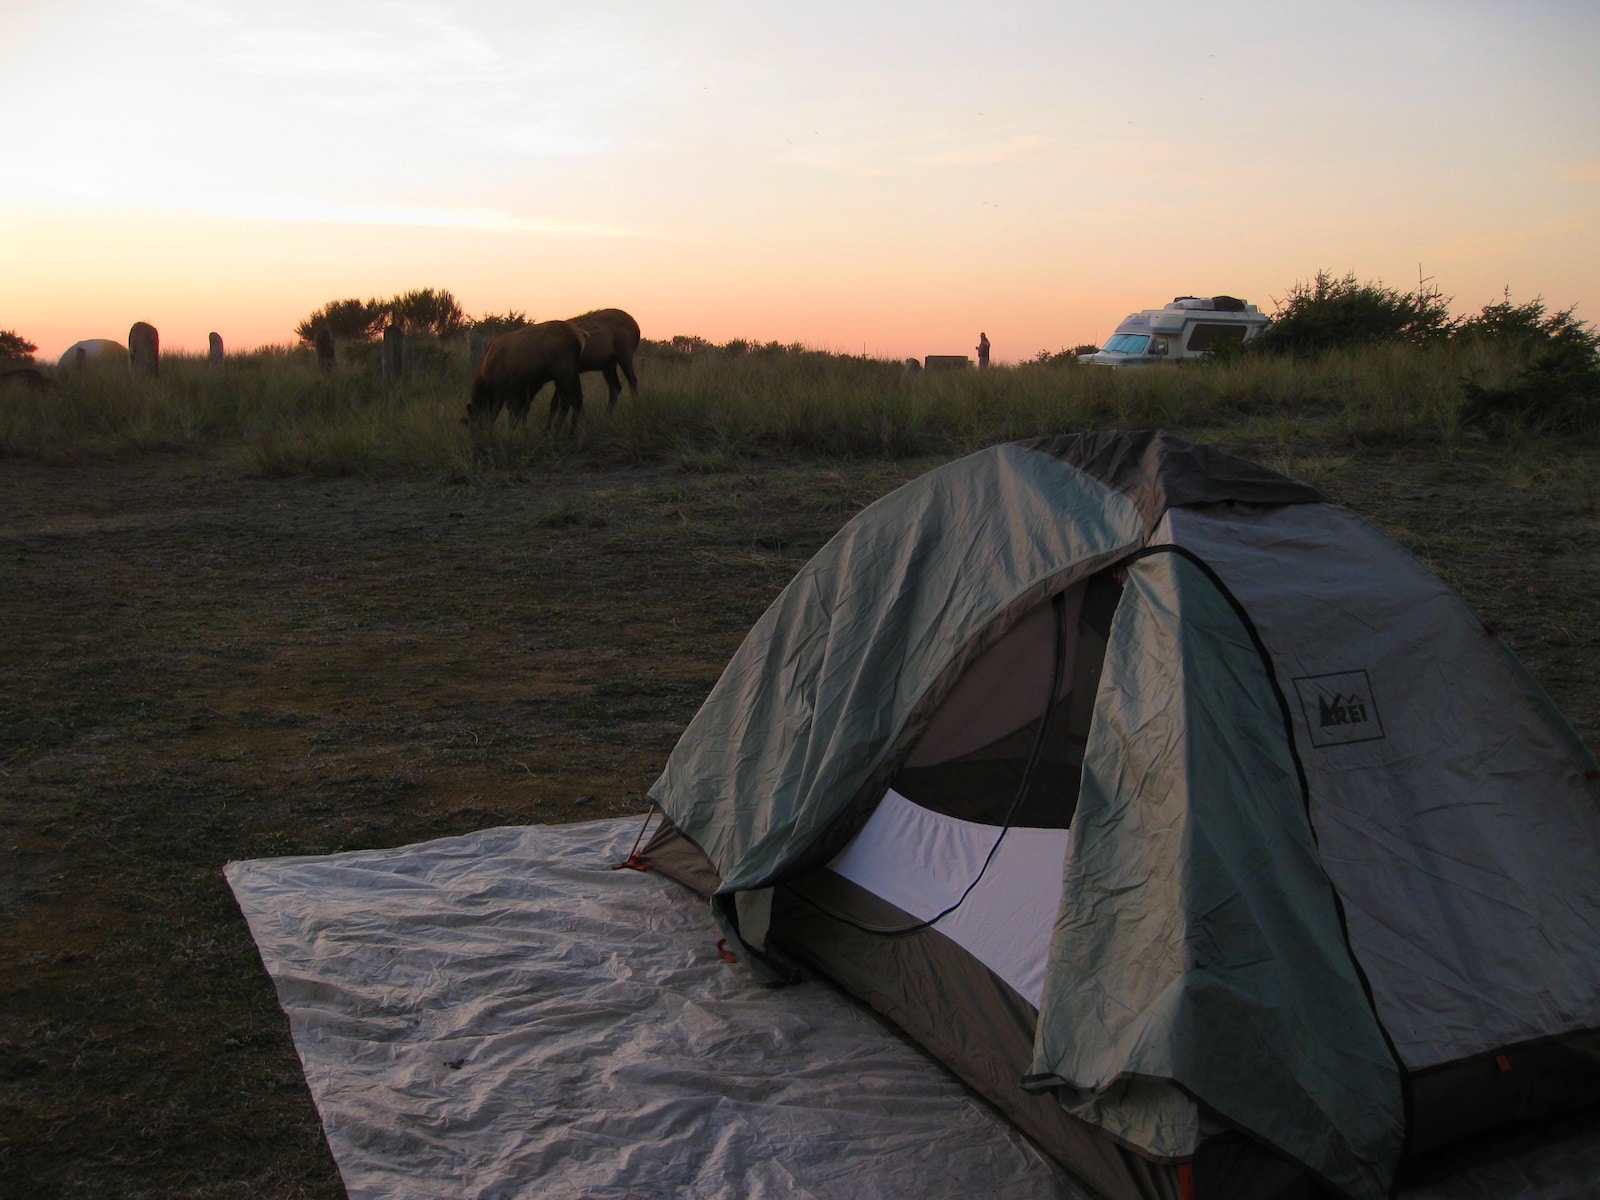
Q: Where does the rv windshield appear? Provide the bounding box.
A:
[1102,333,1150,355]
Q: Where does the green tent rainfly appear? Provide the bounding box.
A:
[641,430,1600,1200]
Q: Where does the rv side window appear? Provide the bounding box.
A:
[1186,323,1250,352]
[1102,333,1150,355]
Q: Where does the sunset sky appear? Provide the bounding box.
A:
[2,1,1597,364]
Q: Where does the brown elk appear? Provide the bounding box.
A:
[463,321,588,431]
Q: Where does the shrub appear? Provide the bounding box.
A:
[472,310,531,337]
[639,335,715,365]
[294,298,385,346]
[1,330,37,362]
[1027,348,1082,367]
[1459,295,1600,434]
[295,289,470,346]
[386,287,466,337]
[1255,270,1455,356]
[1457,292,1592,355]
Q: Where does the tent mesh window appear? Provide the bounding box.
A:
[891,571,1122,831]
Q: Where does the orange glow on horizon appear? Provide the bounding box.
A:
[2,6,1594,367]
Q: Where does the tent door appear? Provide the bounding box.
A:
[892,568,1123,831]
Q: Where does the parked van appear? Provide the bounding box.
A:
[1082,296,1269,367]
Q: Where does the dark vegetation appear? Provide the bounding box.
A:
[0,330,37,363]
[293,287,468,345]
[292,288,533,348]
[1251,270,1457,353]
[1457,296,1600,434]
[1233,272,1600,435]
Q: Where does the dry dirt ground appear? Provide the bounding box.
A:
[2,441,1597,1198]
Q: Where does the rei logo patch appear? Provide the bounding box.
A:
[1293,670,1386,747]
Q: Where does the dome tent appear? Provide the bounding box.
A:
[640,431,1600,1200]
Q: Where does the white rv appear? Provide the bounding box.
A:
[1082,295,1269,367]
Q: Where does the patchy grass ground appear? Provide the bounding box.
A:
[1,438,1597,1198]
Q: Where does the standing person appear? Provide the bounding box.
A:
[977,332,991,369]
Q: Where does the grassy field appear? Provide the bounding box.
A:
[1,332,1569,475]
[2,347,1598,1197]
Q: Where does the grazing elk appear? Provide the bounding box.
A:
[464,321,588,431]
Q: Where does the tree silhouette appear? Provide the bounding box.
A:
[1,330,37,362]
[471,310,531,337]
[386,288,466,337]
[1255,270,1454,355]
[296,289,469,344]
[294,299,385,346]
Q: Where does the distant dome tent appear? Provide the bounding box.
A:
[641,430,1600,1200]
[58,338,127,369]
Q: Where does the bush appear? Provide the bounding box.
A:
[472,310,531,337]
[1459,295,1600,434]
[1,330,37,362]
[294,299,386,346]
[387,288,466,337]
[295,288,470,346]
[640,335,715,365]
[1026,348,1083,367]
[1457,292,1592,355]
[1255,270,1454,356]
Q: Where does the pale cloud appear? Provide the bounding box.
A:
[777,126,1056,177]
[911,134,1055,167]
[775,147,901,179]
[28,185,647,237]
[201,194,646,237]
[154,1,638,155]
[3,0,666,191]
[137,0,500,80]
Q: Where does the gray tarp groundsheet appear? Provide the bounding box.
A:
[225,819,1088,1200]
[227,818,1600,1200]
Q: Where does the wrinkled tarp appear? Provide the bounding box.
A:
[227,818,1600,1200]
[225,818,1091,1200]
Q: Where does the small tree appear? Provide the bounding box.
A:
[1026,347,1079,367]
[1459,293,1600,433]
[295,298,385,346]
[472,309,531,338]
[386,287,466,337]
[1255,270,1455,356]
[0,330,37,362]
[1456,291,1593,357]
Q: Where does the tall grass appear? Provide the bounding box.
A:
[0,337,1578,478]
